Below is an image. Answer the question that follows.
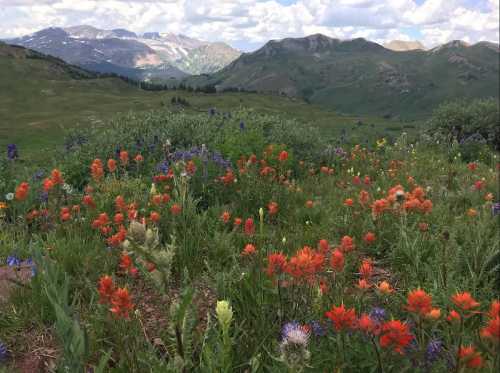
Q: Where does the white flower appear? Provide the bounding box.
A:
[5,193,14,201]
[62,183,73,194]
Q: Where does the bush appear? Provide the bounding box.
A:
[427,98,500,152]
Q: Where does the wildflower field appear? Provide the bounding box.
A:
[0,108,499,372]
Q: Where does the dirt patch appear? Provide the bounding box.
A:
[0,265,32,303]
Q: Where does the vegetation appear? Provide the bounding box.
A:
[0,106,498,372]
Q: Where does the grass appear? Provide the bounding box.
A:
[0,109,498,372]
[0,44,413,159]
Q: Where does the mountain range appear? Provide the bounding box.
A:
[187,34,499,118]
[5,25,241,80]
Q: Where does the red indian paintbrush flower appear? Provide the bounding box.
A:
[480,316,500,342]
[357,314,376,335]
[278,150,288,162]
[119,150,129,166]
[325,304,357,332]
[340,235,355,252]
[107,159,117,173]
[359,258,373,279]
[15,182,29,201]
[268,201,279,215]
[363,232,376,244]
[330,249,344,272]
[266,252,287,277]
[110,287,134,319]
[406,289,433,316]
[458,346,483,369]
[244,218,255,235]
[98,275,115,304]
[242,244,257,256]
[170,204,182,215]
[379,320,413,354]
[286,246,325,279]
[452,292,480,311]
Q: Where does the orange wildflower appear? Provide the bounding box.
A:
[406,289,433,316]
[325,304,357,331]
[377,281,394,295]
[379,320,413,354]
[242,244,257,256]
[107,159,117,173]
[330,249,345,272]
[458,346,483,369]
[98,275,115,304]
[359,258,373,279]
[220,211,231,224]
[15,182,29,201]
[119,150,129,166]
[340,235,355,252]
[110,287,134,318]
[452,292,480,311]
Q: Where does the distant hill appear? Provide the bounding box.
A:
[186,34,499,118]
[0,42,163,151]
[5,25,241,80]
[384,40,426,51]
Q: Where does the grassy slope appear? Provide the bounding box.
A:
[0,44,409,159]
[187,39,499,120]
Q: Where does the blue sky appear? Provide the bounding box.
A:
[0,0,498,50]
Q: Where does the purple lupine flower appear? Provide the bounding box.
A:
[492,202,500,217]
[309,320,326,337]
[426,339,443,363]
[6,255,21,267]
[239,121,245,131]
[7,144,18,160]
[156,161,169,174]
[32,169,45,181]
[208,108,216,116]
[369,307,386,322]
[39,191,49,204]
[0,341,8,362]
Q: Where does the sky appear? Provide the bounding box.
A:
[0,0,498,51]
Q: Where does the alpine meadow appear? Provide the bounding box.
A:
[0,1,499,372]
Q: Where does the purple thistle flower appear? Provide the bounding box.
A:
[426,339,443,363]
[281,322,309,346]
[7,144,18,160]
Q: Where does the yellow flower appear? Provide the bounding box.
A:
[376,138,387,148]
[216,300,233,331]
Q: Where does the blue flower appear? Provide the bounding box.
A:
[7,144,18,160]
[426,339,443,363]
[492,202,500,217]
[239,121,245,131]
[369,307,386,322]
[309,320,326,337]
[0,341,8,362]
[6,255,21,267]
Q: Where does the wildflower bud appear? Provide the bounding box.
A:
[395,190,405,202]
[216,300,233,333]
[145,228,159,249]
[129,221,146,243]
[259,207,264,220]
[150,183,157,196]
[282,237,287,244]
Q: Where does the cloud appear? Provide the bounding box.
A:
[0,0,498,50]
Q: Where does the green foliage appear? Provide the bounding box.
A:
[427,98,500,153]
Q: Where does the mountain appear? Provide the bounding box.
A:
[6,26,241,80]
[186,34,499,118]
[384,40,426,51]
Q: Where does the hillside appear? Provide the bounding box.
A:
[6,26,241,79]
[0,42,163,153]
[186,34,499,119]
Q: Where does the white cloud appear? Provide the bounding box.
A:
[0,0,498,50]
